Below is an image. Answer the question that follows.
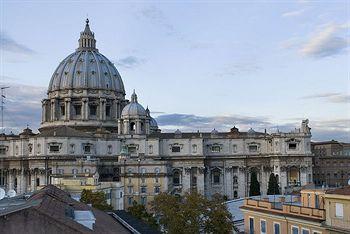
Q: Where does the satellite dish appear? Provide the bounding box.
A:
[0,188,5,200]
[7,189,16,198]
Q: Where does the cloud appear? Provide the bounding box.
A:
[216,61,262,78]
[301,92,350,103]
[0,31,35,55]
[139,6,177,36]
[156,113,350,142]
[115,56,145,69]
[282,9,305,17]
[0,82,45,133]
[300,23,349,58]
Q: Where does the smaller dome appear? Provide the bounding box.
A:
[121,90,146,118]
[248,128,256,134]
[150,117,158,127]
[211,128,219,134]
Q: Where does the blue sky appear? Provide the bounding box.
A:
[0,0,349,141]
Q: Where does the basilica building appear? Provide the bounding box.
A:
[0,20,313,210]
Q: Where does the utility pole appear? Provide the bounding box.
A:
[0,86,10,133]
[0,86,9,189]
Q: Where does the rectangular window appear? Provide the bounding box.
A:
[49,145,60,152]
[58,169,64,174]
[128,146,137,154]
[302,229,310,234]
[154,186,160,194]
[89,105,97,116]
[128,197,133,205]
[72,169,78,174]
[106,105,111,117]
[260,220,266,234]
[335,203,344,218]
[141,186,147,194]
[0,147,6,155]
[36,178,40,186]
[211,145,221,153]
[232,144,237,153]
[128,186,133,194]
[292,226,299,234]
[149,145,153,154]
[274,223,280,234]
[249,217,254,234]
[74,105,81,115]
[171,146,181,152]
[289,143,297,150]
[141,196,147,205]
[249,145,258,152]
[84,145,91,154]
[60,105,65,116]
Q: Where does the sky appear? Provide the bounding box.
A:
[0,0,349,142]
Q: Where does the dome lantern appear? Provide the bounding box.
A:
[77,18,97,51]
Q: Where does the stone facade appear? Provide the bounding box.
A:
[0,20,313,210]
[312,140,350,187]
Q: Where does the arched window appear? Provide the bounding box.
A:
[212,168,221,184]
[130,122,136,131]
[141,122,144,131]
[173,170,181,186]
[234,191,238,198]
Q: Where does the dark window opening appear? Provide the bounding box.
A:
[50,145,59,152]
[289,143,297,150]
[36,178,40,186]
[84,145,91,154]
[130,122,136,132]
[172,146,181,152]
[213,169,220,184]
[106,106,111,117]
[74,105,81,115]
[173,170,180,185]
[89,105,97,116]
[60,105,65,116]
[249,145,258,152]
[128,146,137,154]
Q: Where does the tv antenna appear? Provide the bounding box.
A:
[0,86,10,133]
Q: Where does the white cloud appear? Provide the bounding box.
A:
[301,92,350,103]
[300,23,349,58]
[282,9,305,17]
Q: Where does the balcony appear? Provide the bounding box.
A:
[242,197,325,221]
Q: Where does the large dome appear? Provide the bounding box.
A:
[47,19,124,95]
[40,19,127,132]
[48,51,124,94]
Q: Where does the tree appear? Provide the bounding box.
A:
[80,189,113,211]
[267,173,280,195]
[128,201,158,229]
[152,192,233,234]
[249,171,261,196]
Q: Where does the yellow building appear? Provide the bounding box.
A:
[324,187,350,233]
[240,186,350,234]
[119,155,169,210]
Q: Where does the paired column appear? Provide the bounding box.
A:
[99,98,106,120]
[225,167,233,199]
[82,98,89,120]
[50,99,57,121]
[64,98,71,121]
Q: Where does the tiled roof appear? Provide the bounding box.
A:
[37,126,93,138]
[0,185,130,234]
[326,186,350,196]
